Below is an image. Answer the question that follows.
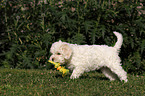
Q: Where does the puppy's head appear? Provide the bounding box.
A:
[49,40,72,64]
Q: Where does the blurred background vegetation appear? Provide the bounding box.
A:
[0,0,145,74]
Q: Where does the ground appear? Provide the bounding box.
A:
[0,69,144,96]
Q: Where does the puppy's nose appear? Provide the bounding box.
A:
[51,58,55,61]
[49,56,55,61]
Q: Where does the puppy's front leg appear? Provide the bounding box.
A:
[70,67,84,79]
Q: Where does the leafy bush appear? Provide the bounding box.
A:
[0,0,144,74]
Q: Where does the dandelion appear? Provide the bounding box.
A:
[21,30,24,33]
[58,5,63,8]
[58,1,63,5]
[9,74,12,76]
[58,1,63,8]
[16,16,20,21]
[71,7,76,12]
[43,65,46,67]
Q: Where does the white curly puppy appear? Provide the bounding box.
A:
[49,31,128,82]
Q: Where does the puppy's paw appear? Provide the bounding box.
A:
[70,74,79,79]
[122,79,128,83]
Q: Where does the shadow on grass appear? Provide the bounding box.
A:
[55,74,64,78]
[81,75,109,80]
[54,73,109,81]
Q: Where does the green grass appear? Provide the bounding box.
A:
[0,69,144,96]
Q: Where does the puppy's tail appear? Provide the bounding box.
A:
[113,31,123,50]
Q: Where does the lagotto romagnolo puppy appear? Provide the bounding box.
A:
[49,31,128,82]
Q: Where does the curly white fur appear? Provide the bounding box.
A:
[49,31,128,82]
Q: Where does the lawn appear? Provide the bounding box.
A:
[0,69,144,96]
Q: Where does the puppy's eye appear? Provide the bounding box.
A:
[57,53,61,55]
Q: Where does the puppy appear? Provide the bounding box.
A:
[49,31,128,82]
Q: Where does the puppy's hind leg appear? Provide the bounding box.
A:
[107,64,128,82]
[101,67,119,81]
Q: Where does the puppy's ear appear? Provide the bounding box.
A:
[60,44,72,59]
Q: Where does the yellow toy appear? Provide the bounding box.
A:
[48,60,69,77]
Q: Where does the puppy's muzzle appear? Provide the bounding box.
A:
[49,56,55,61]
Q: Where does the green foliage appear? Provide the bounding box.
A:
[0,0,145,74]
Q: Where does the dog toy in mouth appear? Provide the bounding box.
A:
[48,60,69,77]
